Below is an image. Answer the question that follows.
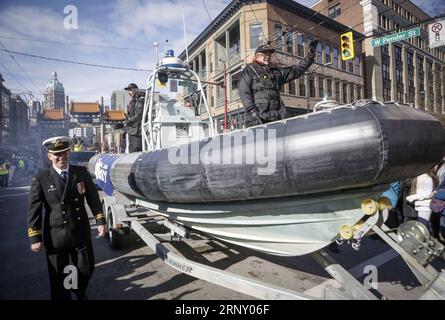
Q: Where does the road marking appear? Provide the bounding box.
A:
[5,186,31,191]
[0,192,29,199]
[304,249,398,298]
[95,255,128,267]
[348,248,399,276]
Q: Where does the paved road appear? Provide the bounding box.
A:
[1,183,444,300]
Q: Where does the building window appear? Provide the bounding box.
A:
[357,86,361,100]
[355,57,360,75]
[342,82,348,103]
[306,35,313,56]
[381,45,391,101]
[316,42,323,64]
[200,51,206,78]
[249,23,263,49]
[327,78,333,97]
[228,22,240,56]
[297,33,304,57]
[286,31,293,54]
[335,81,340,101]
[407,51,415,104]
[436,65,443,104]
[275,23,283,51]
[341,59,346,70]
[319,77,324,98]
[289,80,296,95]
[215,33,227,66]
[394,46,403,101]
[299,78,306,97]
[309,76,316,98]
[395,68,403,85]
[348,60,354,73]
[230,71,241,101]
[383,87,391,101]
[328,4,341,18]
[325,45,331,64]
[350,84,355,102]
[428,61,434,105]
[333,48,339,68]
[379,14,391,30]
[417,55,424,96]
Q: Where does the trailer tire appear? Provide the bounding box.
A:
[107,207,123,250]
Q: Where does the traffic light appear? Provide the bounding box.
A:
[340,31,355,61]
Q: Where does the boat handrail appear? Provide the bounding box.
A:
[140,62,216,152]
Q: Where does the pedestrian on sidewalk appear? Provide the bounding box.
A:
[406,168,439,228]
[0,159,10,188]
[430,159,445,242]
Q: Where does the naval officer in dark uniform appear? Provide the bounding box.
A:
[27,136,106,300]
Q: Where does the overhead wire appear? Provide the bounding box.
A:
[0,48,152,72]
[325,0,411,43]
[0,40,43,95]
[0,35,148,52]
[262,0,363,47]
[0,59,34,99]
[201,0,213,22]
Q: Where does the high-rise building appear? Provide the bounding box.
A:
[311,0,445,113]
[111,90,131,111]
[179,0,365,132]
[0,73,10,146]
[43,71,66,110]
[10,94,29,145]
[28,100,42,125]
[28,100,43,150]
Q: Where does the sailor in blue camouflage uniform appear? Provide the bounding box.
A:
[27,136,106,300]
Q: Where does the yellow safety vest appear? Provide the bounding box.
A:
[0,163,8,175]
[74,144,83,152]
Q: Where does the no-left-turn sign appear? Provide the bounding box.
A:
[428,20,445,48]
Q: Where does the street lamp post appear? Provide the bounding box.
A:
[218,58,228,132]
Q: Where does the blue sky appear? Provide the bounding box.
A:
[0,0,441,105]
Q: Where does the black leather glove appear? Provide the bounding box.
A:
[264,110,280,120]
[249,110,263,125]
[308,39,319,58]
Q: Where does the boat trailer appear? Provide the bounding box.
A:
[101,194,445,300]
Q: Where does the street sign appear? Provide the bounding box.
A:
[371,27,420,47]
[428,20,445,49]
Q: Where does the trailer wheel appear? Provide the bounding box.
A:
[107,207,123,250]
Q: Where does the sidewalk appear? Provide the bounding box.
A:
[9,176,32,188]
